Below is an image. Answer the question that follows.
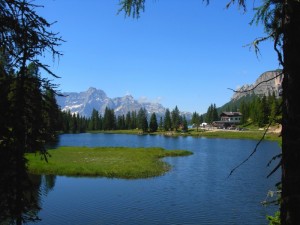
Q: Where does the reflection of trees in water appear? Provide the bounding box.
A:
[0,154,56,225]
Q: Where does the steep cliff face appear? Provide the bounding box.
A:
[231,70,283,101]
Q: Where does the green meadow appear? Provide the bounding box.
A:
[26,146,192,179]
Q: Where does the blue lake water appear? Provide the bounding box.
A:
[30,133,281,225]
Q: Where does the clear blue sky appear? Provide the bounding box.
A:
[37,0,280,114]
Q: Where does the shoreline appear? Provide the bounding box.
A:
[85,127,281,142]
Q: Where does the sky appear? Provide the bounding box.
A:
[36,0,280,114]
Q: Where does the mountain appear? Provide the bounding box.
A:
[57,87,192,119]
[216,70,283,114]
[57,70,280,120]
[231,70,283,101]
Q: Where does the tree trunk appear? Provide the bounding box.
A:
[281,1,300,225]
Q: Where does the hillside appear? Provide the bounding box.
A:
[218,70,282,113]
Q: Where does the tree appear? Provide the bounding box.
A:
[137,107,148,132]
[89,108,101,130]
[149,112,158,132]
[239,100,249,124]
[191,111,201,132]
[1,1,63,222]
[159,116,163,131]
[182,115,188,132]
[205,104,218,123]
[103,107,116,130]
[125,111,132,129]
[171,106,181,131]
[118,1,300,224]
[164,108,172,131]
[212,103,219,121]
[0,0,62,152]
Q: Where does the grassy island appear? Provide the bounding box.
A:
[26,147,192,179]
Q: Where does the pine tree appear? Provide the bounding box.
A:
[191,112,200,132]
[171,106,180,131]
[164,108,172,131]
[90,109,100,130]
[125,111,132,129]
[137,108,148,132]
[131,111,137,129]
[159,116,163,131]
[149,112,158,132]
[182,115,188,132]
[205,104,214,123]
[103,107,115,130]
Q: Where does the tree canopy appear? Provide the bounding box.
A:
[1,1,63,222]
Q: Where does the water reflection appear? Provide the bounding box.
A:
[0,159,56,225]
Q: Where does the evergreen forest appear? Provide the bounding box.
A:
[58,93,282,134]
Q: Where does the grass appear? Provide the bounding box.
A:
[187,129,280,141]
[88,128,281,142]
[26,146,192,179]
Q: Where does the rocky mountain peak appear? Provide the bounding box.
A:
[57,88,168,118]
[231,70,283,101]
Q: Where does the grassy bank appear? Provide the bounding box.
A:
[187,129,280,141]
[26,147,192,179]
[89,129,281,142]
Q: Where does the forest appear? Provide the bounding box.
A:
[58,105,188,133]
[58,93,282,134]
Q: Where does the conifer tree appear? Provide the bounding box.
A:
[171,106,181,131]
[131,111,137,129]
[182,115,188,132]
[159,116,163,131]
[125,111,132,129]
[103,107,115,130]
[191,112,200,132]
[137,108,148,132]
[164,108,172,131]
[149,112,158,132]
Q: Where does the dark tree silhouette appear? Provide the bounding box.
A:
[1,1,63,223]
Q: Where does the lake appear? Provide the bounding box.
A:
[29,133,280,225]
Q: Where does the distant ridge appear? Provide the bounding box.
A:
[56,87,192,119]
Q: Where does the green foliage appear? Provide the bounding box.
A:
[137,107,148,132]
[159,116,163,131]
[191,111,201,131]
[0,63,61,153]
[217,93,282,127]
[164,108,172,131]
[89,108,101,130]
[205,103,218,123]
[118,0,146,18]
[103,107,116,130]
[149,112,158,132]
[267,211,280,225]
[182,115,188,132]
[59,111,88,133]
[171,106,181,131]
[0,1,63,186]
[243,94,281,127]
[26,146,193,179]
